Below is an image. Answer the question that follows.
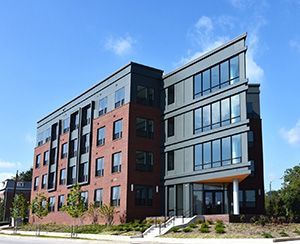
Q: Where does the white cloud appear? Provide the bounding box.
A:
[289,39,300,53]
[280,120,300,146]
[0,172,14,183]
[176,14,265,84]
[105,35,136,56]
[0,159,21,169]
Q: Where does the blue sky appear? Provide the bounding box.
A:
[0,0,300,190]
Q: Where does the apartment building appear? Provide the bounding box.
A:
[30,33,264,224]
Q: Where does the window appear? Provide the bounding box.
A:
[48,172,55,189]
[97,127,105,146]
[82,105,91,126]
[112,152,121,173]
[137,85,154,105]
[113,119,123,140]
[60,169,66,185]
[37,131,44,146]
[68,166,76,184]
[61,143,68,159]
[42,174,47,189]
[63,118,70,133]
[50,148,56,165]
[203,142,211,169]
[136,151,153,171]
[96,157,104,176]
[221,98,230,126]
[194,144,202,171]
[167,117,175,137]
[232,134,242,164]
[212,101,220,129]
[43,151,49,165]
[194,133,243,170]
[51,123,58,141]
[202,105,211,132]
[48,196,55,212]
[111,186,120,207]
[94,188,103,207]
[70,139,78,158]
[167,151,174,171]
[135,185,153,206]
[245,190,256,208]
[136,117,154,138]
[44,128,51,143]
[78,162,88,183]
[231,94,241,123]
[35,154,41,168]
[194,108,202,134]
[248,131,254,147]
[167,85,175,105]
[193,55,239,98]
[99,97,108,116]
[70,112,79,131]
[115,87,125,108]
[80,191,88,209]
[58,195,65,211]
[81,134,90,154]
[34,176,39,191]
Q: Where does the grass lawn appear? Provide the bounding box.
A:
[12,222,150,236]
[163,221,300,239]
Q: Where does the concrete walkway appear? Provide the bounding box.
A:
[1,229,298,243]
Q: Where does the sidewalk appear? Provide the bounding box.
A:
[0,229,282,243]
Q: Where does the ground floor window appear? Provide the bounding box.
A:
[135,185,153,206]
[239,190,256,208]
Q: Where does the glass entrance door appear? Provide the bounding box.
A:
[204,191,224,214]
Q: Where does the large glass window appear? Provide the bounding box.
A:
[78,162,88,183]
[61,143,68,159]
[193,56,239,98]
[35,154,41,168]
[202,105,211,132]
[136,117,154,138]
[232,134,242,164]
[167,85,175,105]
[111,186,120,207]
[167,151,174,171]
[231,94,241,123]
[99,97,108,116]
[135,185,153,206]
[70,112,79,131]
[34,176,39,191]
[60,168,66,185]
[113,119,123,140]
[245,190,256,208]
[97,127,105,146]
[211,101,220,129]
[80,191,88,209]
[58,195,64,211]
[194,134,243,170]
[48,196,55,212]
[81,134,90,154]
[194,144,202,171]
[221,98,230,126]
[136,151,153,171]
[42,174,47,189]
[112,152,121,173]
[68,166,76,184]
[115,87,125,108]
[43,151,49,165]
[194,108,202,134]
[63,118,70,133]
[94,188,103,207]
[96,157,104,176]
[82,105,91,126]
[167,117,175,137]
[70,139,78,158]
[137,85,154,105]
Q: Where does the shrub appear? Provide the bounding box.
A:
[257,215,269,226]
[206,219,214,225]
[188,223,197,228]
[170,226,180,233]
[194,218,204,225]
[215,225,226,234]
[279,231,289,237]
[183,227,193,233]
[215,219,224,225]
[199,223,210,233]
[239,214,246,223]
[250,216,258,224]
[262,232,273,238]
[294,229,300,235]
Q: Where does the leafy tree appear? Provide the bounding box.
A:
[98,204,115,225]
[265,190,286,218]
[10,194,28,232]
[85,203,100,224]
[12,168,33,182]
[0,198,4,221]
[62,184,86,236]
[281,164,300,221]
[30,193,49,235]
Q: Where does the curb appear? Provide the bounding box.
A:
[273,237,300,242]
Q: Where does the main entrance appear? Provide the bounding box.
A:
[203,190,224,214]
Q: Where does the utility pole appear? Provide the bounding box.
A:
[12,170,19,201]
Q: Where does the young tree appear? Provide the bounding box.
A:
[30,193,49,235]
[281,164,300,221]
[85,203,100,224]
[98,204,115,225]
[62,184,86,237]
[10,194,28,232]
